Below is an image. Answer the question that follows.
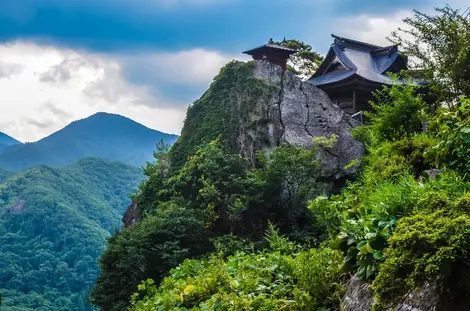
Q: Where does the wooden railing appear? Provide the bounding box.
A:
[351,111,363,124]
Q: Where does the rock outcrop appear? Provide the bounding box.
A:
[126,60,364,227]
[343,276,439,311]
[170,60,363,180]
[253,61,363,179]
[122,199,140,228]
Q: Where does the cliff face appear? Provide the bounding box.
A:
[253,61,363,179]
[170,60,363,180]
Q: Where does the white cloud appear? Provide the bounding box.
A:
[122,49,247,86]
[0,41,239,142]
[333,0,470,47]
[333,11,410,46]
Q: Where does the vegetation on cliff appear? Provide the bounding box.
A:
[91,139,328,311]
[92,4,470,311]
[169,61,279,170]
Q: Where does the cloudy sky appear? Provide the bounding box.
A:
[0,0,468,142]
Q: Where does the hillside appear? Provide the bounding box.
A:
[0,112,178,171]
[0,158,143,311]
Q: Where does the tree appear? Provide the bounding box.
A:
[276,39,324,78]
[390,5,470,103]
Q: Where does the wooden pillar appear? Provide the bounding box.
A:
[352,89,357,113]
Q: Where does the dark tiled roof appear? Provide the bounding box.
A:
[308,34,414,87]
[243,44,297,55]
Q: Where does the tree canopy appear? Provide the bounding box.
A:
[0,158,142,311]
[390,5,470,103]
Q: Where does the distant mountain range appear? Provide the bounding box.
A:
[0,112,178,171]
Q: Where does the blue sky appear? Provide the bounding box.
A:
[0,0,443,53]
[0,0,467,141]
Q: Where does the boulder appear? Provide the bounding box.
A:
[343,276,439,311]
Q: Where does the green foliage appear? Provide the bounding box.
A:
[128,230,343,311]
[212,235,254,257]
[426,97,470,174]
[256,144,325,241]
[0,166,13,182]
[309,17,470,304]
[372,208,470,310]
[0,158,142,311]
[357,79,428,143]
[390,5,470,102]
[90,202,213,311]
[169,61,279,170]
[275,39,324,78]
[319,91,470,282]
[92,139,326,310]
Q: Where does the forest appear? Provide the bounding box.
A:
[85,5,469,310]
[0,158,142,310]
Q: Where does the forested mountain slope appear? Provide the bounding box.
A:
[0,158,142,311]
[0,112,178,171]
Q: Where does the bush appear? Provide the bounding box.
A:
[358,80,427,143]
[92,139,327,310]
[426,97,470,174]
[128,230,344,311]
[372,209,470,310]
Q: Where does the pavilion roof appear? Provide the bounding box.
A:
[243,43,297,55]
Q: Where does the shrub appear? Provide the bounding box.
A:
[372,209,470,310]
[426,97,470,174]
[128,230,344,311]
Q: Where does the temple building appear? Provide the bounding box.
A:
[244,35,425,116]
[307,34,412,115]
[243,39,297,72]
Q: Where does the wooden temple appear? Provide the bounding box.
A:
[243,39,297,72]
[307,34,420,115]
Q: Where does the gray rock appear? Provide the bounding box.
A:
[253,60,364,179]
[123,199,140,228]
[343,276,439,311]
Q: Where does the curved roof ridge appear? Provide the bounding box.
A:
[331,34,383,51]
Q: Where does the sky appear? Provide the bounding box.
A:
[0,0,468,142]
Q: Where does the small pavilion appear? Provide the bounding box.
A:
[243,39,297,72]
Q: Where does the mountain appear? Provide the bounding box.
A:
[0,132,21,146]
[0,132,22,153]
[0,157,143,311]
[0,112,178,171]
